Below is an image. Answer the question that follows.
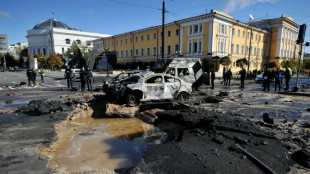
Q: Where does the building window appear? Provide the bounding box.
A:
[86,41,91,46]
[193,42,197,52]
[246,46,248,54]
[176,29,179,36]
[232,28,235,36]
[130,50,133,57]
[33,49,35,55]
[167,45,171,55]
[147,48,150,56]
[76,40,81,45]
[112,41,114,46]
[153,33,156,40]
[125,39,127,44]
[135,37,138,42]
[231,44,234,54]
[259,35,261,42]
[189,26,192,34]
[116,41,118,46]
[130,38,133,43]
[160,32,163,39]
[199,24,202,33]
[141,36,143,42]
[236,44,239,54]
[120,40,123,45]
[153,47,157,55]
[258,48,260,56]
[238,29,240,37]
[255,34,257,41]
[194,25,199,33]
[43,48,46,55]
[243,31,245,38]
[189,43,191,53]
[65,39,70,44]
[37,48,40,53]
[141,48,144,56]
[168,31,171,37]
[242,45,244,54]
[147,35,150,41]
[126,50,128,57]
[175,44,179,53]
[247,32,249,38]
[135,49,138,56]
[254,47,256,56]
[121,51,123,58]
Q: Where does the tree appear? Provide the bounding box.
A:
[34,53,48,68]
[65,41,88,68]
[18,48,28,67]
[302,58,310,69]
[47,53,64,69]
[236,58,248,68]
[219,56,231,67]
[4,53,17,67]
[280,58,299,70]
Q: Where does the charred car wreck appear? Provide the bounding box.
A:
[104,71,192,106]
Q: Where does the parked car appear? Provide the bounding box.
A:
[71,68,81,80]
[104,72,192,106]
[255,72,264,83]
[164,58,204,90]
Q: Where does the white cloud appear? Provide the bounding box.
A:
[223,0,277,13]
[0,11,13,19]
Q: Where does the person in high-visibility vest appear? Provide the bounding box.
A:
[39,68,45,85]
[284,66,292,90]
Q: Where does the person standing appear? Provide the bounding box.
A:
[275,68,282,91]
[263,68,271,91]
[86,67,93,91]
[226,69,232,86]
[211,70,215,89]
[240,66,246,88]
[284,65,292,90]
[65,66,73,88]
[79,67,87,92]
[220,69,226,85]
[26,67,35,86]
[39,68,45,85]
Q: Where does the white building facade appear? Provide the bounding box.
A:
[26,18,110,57]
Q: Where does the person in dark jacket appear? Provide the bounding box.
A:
[86,67,93,91]
[79,67,87,92]
[26,67,35,86]
[225,69,232,85]
[275,68,282,91]
[211,70,215,89]
[220,69,226,85]
[284,65,292,90]
[240,67,246,88]
[65,66,73,88]
[263,68,271,91]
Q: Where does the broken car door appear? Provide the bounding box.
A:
[163,76,181,99]
[143,75,165,100]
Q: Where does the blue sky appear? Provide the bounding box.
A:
[1,0,310,52]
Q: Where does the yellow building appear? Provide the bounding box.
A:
[92,9,300,74]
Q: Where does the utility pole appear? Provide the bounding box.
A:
[162,0,165,59]
[3,54,7,70]
[247,24,253,73]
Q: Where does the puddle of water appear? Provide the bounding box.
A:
[48,117,165,172]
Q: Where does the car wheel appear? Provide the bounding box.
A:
[177,92,188,101]
[127,93,140,107]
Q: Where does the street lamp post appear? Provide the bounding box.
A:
[247,14,254,74]
[162,0,165,59]
[3,54,7,70]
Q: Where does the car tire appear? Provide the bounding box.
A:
[177,92,188,101]
[127,93,140,107]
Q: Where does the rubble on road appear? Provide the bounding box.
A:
[105,103,139,118]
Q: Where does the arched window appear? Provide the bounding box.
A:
[76,40,81,45]
[86,41,91,46]
[65,39,70,44]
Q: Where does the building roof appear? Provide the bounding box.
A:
[33,18,72,30]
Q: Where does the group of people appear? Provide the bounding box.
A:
[26,67,45,86]
[65,66,93,92]
[218,67,247,88]
[262,65,292,92]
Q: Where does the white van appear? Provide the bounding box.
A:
[164,58,203,90]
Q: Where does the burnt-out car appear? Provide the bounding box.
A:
[104,72,192,106]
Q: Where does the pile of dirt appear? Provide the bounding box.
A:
[132,108,294,174]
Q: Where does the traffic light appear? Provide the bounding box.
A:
[297,24,306,44]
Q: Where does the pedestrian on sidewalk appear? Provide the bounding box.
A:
[275,68,282,91]
[226,69,232,86]
[263,68,271,91]
[65,66,73,88]
[39,68,45,85]
[211,70,215,89]
[284,65,292,90]
[86,67,93,91]
[240,66,246,88]
[79,66,87,92]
